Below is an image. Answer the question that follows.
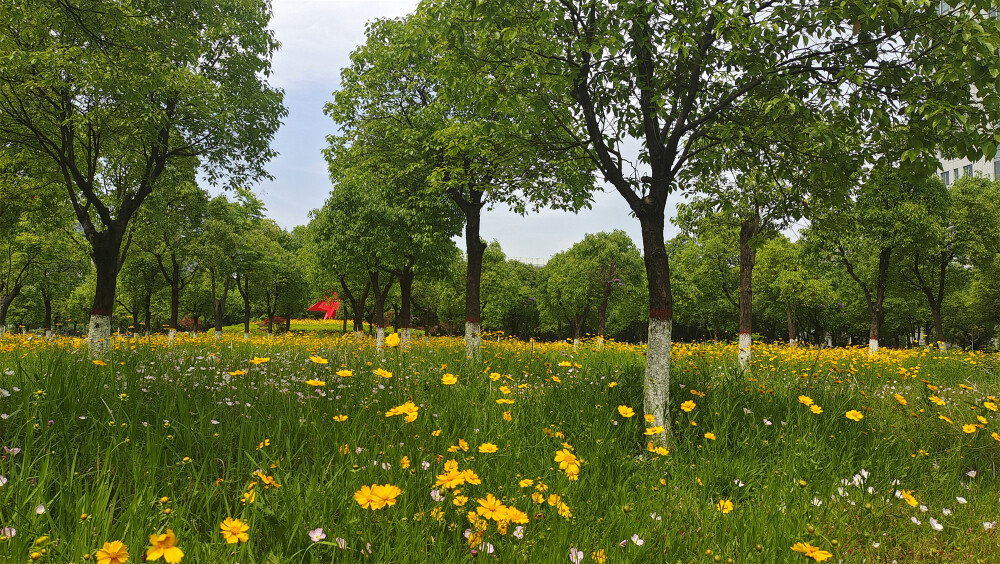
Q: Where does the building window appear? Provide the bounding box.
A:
[963,164,973,177]
[954,168,959,180]
[941,171,950,185]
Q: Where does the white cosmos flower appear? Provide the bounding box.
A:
[929,517,943,531]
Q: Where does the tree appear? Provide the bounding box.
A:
[327,11,594,357]
[134,177,208,339]
[753,236,835,345]
[0,0,285,353]
[443,0,1000,438]
[898,175,1000,347]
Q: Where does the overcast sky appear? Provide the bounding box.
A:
[249,0,678,260]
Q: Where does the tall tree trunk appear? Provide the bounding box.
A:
[737,214,759,368]
[464,210,486,358]
[88,231,125,355]
[237,274,252,339]
[340,275,370,334]
[143,293,152,336]
[0,291,18,335]
[212,271,231,339]
[639,209,673,446]
[398,262,414,347]
[43,296,53,339]
[868,248,892,353]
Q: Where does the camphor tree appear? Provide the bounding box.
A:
[0,0,285,354]
[327,10,594,357]
[436,0,1000,440]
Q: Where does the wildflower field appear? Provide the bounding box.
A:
[0,332,998,563]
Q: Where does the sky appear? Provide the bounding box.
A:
[249,0,675,260]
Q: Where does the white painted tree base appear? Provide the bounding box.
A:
[215,330,223,340]
[376,326,385,349]
[243,332,250,340]
[168,328,176,345]
[788,338,798,346]
[400,327,412,348]
[643,318,672,447]
[596,336,604,350]
[869,338,879,354]
[738,332,751,370]
[465,322,481,358]
[573,338,580,352]
[88,314,112,357]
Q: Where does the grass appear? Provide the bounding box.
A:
[0,331,998,563]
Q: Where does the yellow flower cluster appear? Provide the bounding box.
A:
[553,448,580,480]
[385,401,418,422]
[353,483,402,510]
[435,459,482,489]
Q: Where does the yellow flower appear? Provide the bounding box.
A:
[92,359,108,366]
[608,381,618,388]
[309,355,328,364]
[798,395,814,406]
[984,401,998,412]
[502,411,512,421]
[249,356,270,364]
[354,484,401,510]
[791,542,832,562]
[810,404,823,414]
[715,499,733,513]
[900,489,918,507]
[476,493,506,521]
[647,442,669,456]
[478,442,498,453]
[592,549,607,563]
[704,432,716,440]
[680,400,696,412]
[441,373,458,385]
[519,479,534,488]
[95,541,129,564]
[336,369,353,377]
[400,456,410,469]
[385,401,419,423]
[219,517,249,543]
[644,413,655,423]
[929,395,945,406]
[373,368,392,378]
[453,495,469,506]
[227,369,247,376]
[992,432,1000,442]
[333,415,348,422]
[644,426,665,435]
[962,424,977,434]
[845,410,863,421]
[977,415,988,425]
[496,398,515,404]
[894,394,907,406]
[385,332,401,347]
[617,405,635,418]
[305,379,325,387]
[145,529,183,563]
[939,414,953,424]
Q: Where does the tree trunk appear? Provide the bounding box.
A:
[143,293,152,336]
[463,205,486,358]
[88,232,125,355]
[340,275,370,334]
[639,209,673,446]
[0,291,17,335]
[212,272,231,339]
[237,274,251,339]
[43,296,53,339]
[737,214,759,368]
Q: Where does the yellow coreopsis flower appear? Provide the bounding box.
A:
[309,355,328,364]
[929,395,945,406]
[644,426,665,435]
[336,369,353,377]
[704,432,716,440]
[644,413,655,423]
[333,414,348,422]
[518,478,534,487]
[146,529,184,563]
[715,499,733,513]
[305,379,326,387]
[984,401,998,412]
[810,404,823,414]
[681,400,696,412]
[479,442,498,453]
[962,424,977,434]
[894,394,907,405]
[617,405,635,418]
[219,517,249,543]
[900,489,918,507]
[95,541,129,564]
[373,368,392,378]
[385,333,401,347]
[845,410,864,421]
[92,359,108,366]
[249,356,270,365]
[441,373,458,385]
[798,395,814,406]
[476,493,507,521]
[227,369,247,376]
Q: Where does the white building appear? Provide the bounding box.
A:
[937,155,1000,186]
